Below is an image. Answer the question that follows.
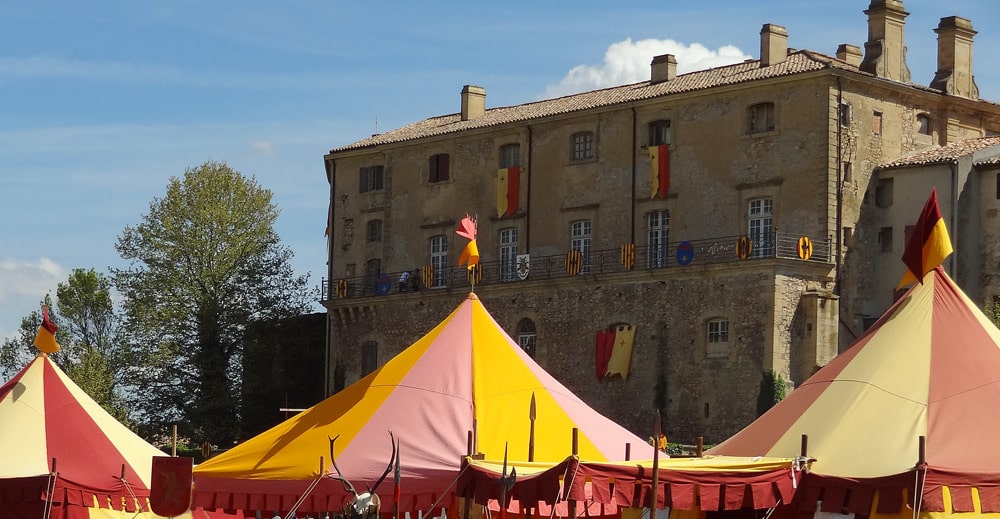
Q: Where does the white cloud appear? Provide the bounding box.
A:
[0,257,66,339]
[250,139,276,156]
[545,38,752,98]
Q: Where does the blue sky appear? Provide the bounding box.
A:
[2,1,998,339]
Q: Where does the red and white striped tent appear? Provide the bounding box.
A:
[0,354,188,518]
[710,266,1000,518]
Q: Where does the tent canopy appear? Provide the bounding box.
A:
[457,455,804,516]
[194,293,656,515]
[0,354,179,518]
[710,267,1000,514]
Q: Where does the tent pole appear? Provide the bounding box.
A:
[568,428,578,519]
[650,411,661,513]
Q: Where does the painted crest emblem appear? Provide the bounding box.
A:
[516,254,530,280]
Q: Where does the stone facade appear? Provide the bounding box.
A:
[321,1,1000,444]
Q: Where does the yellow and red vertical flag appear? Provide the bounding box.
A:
[456,214,480,270]
[606,324,635,380]
[34,305,60,353]
[898,188,953,288]
[497,167,520,218]
[649,144,670,199]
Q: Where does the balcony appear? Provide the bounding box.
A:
[321,231,832,302]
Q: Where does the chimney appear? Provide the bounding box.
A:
[650,54,677,84]
[760,24,788,67]
[460,85,486,121]
[859,0,911,82]
[929,16,979,99]
[837,44,863,67]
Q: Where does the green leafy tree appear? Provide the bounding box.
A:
[113,160,312,444]
[0,272,132,424]
[986,299,1000,329]
[756,369,787,417]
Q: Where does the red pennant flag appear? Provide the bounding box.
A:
[898,188,953,287]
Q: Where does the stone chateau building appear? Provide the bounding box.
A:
[321,0,1000,444]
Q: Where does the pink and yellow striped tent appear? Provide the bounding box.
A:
[710,267,1000,518]
[193,293,655,517]
[0,354,187,519]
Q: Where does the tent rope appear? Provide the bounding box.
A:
[283,474,325,519]
[911,465,927,519]
[420,463,469,518]
[548,460,579,519]
[43,469,57,519]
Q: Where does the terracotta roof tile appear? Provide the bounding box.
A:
[330,50,861,153]
[878,137,1000,169]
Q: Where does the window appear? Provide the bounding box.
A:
[917,114,931,135]
[342,218,354,246]
[359,166,384,193]
[648,120,671,146]
[873,111,883,135]
[571,132,594,160]
[499,228,519,282]
[647,210,669,268]
[748,198,774,258]
[429,153,450,183]
[748,102,775,134]
[707,319,729,358]
[571,220,592,274]
[365,259,381,292]
[500,144,520,168]
[361,341,378,375]
[366,219,382,243]
[996,172,1000,200]
[879,227,893,253]
[518,318,537,358]
[842,162,853,183]
[876,177,894,208]
[430,235,448,287]
[839,102,851,127]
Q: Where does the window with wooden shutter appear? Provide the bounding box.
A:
[430,153,450,183]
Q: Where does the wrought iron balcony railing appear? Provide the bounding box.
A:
[321,231,831,302]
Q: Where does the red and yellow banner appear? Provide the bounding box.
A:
[649,144,670,199]
[497,167,520,218]
[898,188,953,288]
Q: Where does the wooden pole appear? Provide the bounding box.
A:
[696,437,703,457]
[650,411,661,513]
[527,394,536,519]
[568,428,579,519]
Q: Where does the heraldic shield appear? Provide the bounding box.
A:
[516,254,530,280]
[151,456,194,516]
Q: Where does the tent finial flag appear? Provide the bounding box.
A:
[34,305,60,354]
[456,214,480,272]
[898,188,953,288]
